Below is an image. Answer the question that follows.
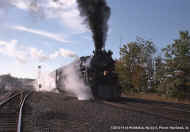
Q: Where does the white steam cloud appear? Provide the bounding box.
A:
[61,60,93,100]
[34,72,56,92]
[35,59,94,100]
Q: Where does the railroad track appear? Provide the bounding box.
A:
[103,98,190,124]
[0,91,32,132]
[120,97,190,112]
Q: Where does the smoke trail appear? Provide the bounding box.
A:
[76,0,110,51]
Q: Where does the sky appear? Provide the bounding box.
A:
[0,0,189,79]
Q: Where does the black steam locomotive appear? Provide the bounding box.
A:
[55,49,121,99]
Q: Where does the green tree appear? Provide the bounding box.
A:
[153,55,168,94]
[162,31,190,99]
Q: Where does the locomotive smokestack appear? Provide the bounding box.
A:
[76,0,111,52]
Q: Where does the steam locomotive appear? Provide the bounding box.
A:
[54,49,121,99]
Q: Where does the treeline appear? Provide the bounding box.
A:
[115,31,190,100]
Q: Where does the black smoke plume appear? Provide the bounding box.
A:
[76,0,110,51]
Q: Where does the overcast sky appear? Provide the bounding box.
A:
[0,0,189,78]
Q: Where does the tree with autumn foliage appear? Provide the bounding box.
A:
[115,37,156,94]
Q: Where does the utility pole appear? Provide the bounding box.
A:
[119,35,122,50]
[38,65,42,91]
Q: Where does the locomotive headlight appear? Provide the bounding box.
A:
[104,70,108,76]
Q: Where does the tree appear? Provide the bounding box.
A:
[161,31,190,99]
[153,56,166,93]
[115,37,156,94]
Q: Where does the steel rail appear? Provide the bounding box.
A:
[118,100,190,113]
[17,91,32,132]
[103,100,190,124]
[0,91,24,107]
[0,91,24,132]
